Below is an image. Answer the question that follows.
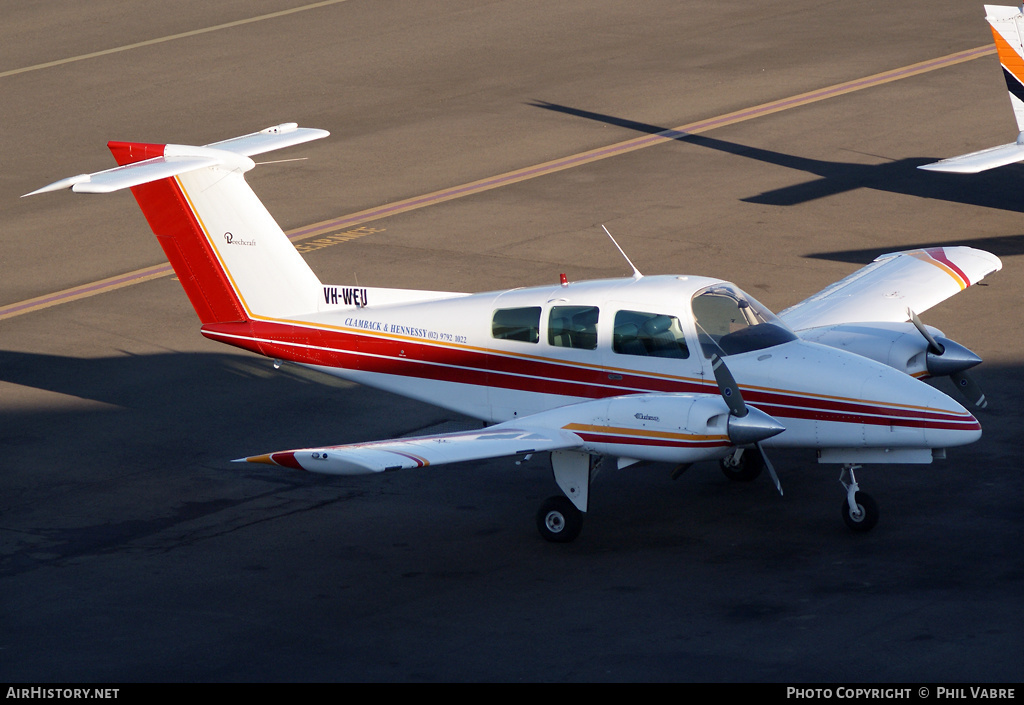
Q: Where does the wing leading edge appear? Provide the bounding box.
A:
[239,422,582,475]
[779,246,1001,332]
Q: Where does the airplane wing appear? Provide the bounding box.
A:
[238,421,583,475]
[779,246,1002,332]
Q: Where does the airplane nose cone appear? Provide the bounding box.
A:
[860,366,981,447]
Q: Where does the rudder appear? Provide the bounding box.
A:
[986,4,1024,132]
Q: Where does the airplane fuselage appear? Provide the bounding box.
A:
[201,274,980,466]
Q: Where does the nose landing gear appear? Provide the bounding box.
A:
[839,465,879,532]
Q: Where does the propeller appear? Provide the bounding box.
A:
[710,354,786,495]
[908,309,987,408]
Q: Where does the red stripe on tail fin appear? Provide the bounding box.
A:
[108,141,248,325]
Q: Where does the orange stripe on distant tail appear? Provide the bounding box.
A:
[991,26,1024,84]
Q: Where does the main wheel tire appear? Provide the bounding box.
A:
[841,491,879,532]
[536,496,583,543]
[720,451,763,482]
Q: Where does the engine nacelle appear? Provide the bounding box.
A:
[797,322,980,379]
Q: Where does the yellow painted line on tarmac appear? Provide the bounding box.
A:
[288,45,996,235]
[0,264,172,321]
[0,0,352,80]
[2,44,995,321]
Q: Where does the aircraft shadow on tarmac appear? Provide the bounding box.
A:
[802,236,1024,264]
[530,101,1024,261]
[0,349,337,413]
[0,349,456,466]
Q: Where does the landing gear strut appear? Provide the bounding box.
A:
[839,464,879,532]
[719,448,764,482]
[536,451,594,543]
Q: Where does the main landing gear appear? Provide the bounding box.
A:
[839,464,879,532]
[536,496,583,543]
[536,450,595,543]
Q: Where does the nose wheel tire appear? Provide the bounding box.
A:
[537,496,583,543]
[719,449,764,482]
[841,491,879,532]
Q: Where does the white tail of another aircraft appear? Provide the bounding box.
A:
[920,4,1024,173]
[27,123,329,324]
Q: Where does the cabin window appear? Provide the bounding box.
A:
[492,307,541,343]
[548,306,599,350]
[613,310,690,358]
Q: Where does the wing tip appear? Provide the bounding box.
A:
[22,174,92,197]
[234,452,306,470]
[233,453,276,465]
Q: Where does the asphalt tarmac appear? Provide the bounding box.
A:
[2,0,1022,683]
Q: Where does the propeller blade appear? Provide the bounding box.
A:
[711,353,747,418]
[951,370,988,409]
[757,442,783,496]
[908,308,944,356]
[711,354,785,445]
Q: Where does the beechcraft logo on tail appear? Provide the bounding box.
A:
[224,232,256,246]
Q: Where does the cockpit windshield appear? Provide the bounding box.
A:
[691,284,796,357]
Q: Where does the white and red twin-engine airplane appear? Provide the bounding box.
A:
[27,124,1001,541]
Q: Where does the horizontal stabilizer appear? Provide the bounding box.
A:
[24,123,329,197]
[918,139,1024,173]
[24,155,222,195]
[205,123,331,157]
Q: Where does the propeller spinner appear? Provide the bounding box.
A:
[908,309,987,408]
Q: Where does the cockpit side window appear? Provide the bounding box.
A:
[692,285,796,357]
[548,305,599,350]
[492,307,541,343]
[613,310,689,358]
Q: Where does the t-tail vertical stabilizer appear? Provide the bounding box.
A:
[25,123,329,324]
[920,5,1024,173]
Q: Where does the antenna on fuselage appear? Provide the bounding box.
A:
[601,225,642,279]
